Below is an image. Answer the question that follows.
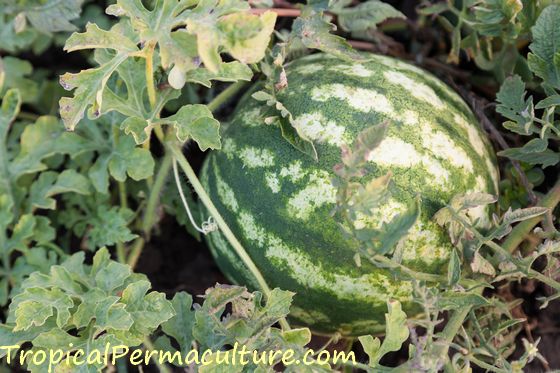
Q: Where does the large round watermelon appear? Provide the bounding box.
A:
[199,53,499,335]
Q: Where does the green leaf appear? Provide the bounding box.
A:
[498,147,560,168]
[10,116,93,178]
[14,0,84,34]
[357,196,420,256]
[277,116,318,161]
[437,291,490,310]
[0,88,21,139]
[0,14,39,54]
[110,136,155,181]
[281,328,312,346]
[185,0,253,72]
[99,58,150,119]
[87,205,137,249]
[332,0,405,33]
[13,288,73,331]
[162,292,195,354]
[520,138,548,153]
[528,5,560,89]
[193,285,294,350]
[450,192,498,211]
[120,116,152,145]
[418,2,449,16]
[470,252,496,276]
[502,206,548,225]
[0,57,38,103]
[115,280,175,344]
[448,249,462,286]
[358,335,381,366]
[252,91,318,160]
[534,93,560,109]
[165,104,221,151]
[2,248,174,371]
[28,170,91,210]
[185,61,253,88]
[473,0,523,37]
[496,75,531,124]
[360,300,408,366]
[59,22,138,130]
[292,12,364,61]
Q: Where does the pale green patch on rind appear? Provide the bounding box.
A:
[453,113,500,191]
[289,306,332,325]
[453,114,487,158]
[240,107,265,127]
[221,138,237,160]
[399,221,450,263]
[293,112,350,147]
[367,137,450,187]
[279,160,306,182]
[311,84,394,115]
[329,64,373,77]
[238,146,275,168]
[373,54,472,113]
[213,160,239,212]
[421,127,474,173]
[401,110,420,126]
[265,172,281,194]
[353,198,407,230]
[384,70,445,109]
[286,170,337,220]
[292,63,324,75]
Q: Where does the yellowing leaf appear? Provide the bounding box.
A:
[220,11,277,64]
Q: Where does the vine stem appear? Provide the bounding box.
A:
[143,337,172,373]
[168,142,290,331]
[391,307,472,373]
[207,80,250,113]
[142,153,173,236]
[132,81,249,268]
[144,41,157,109]
[502,179,560,253]
[126,237,146,269]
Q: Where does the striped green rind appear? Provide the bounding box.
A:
[199,53,499,335]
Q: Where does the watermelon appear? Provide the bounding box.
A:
[199,53,499,335]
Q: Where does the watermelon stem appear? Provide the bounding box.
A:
[142,152,173,237]
[168,142,292,331]
[207,81,250,113]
